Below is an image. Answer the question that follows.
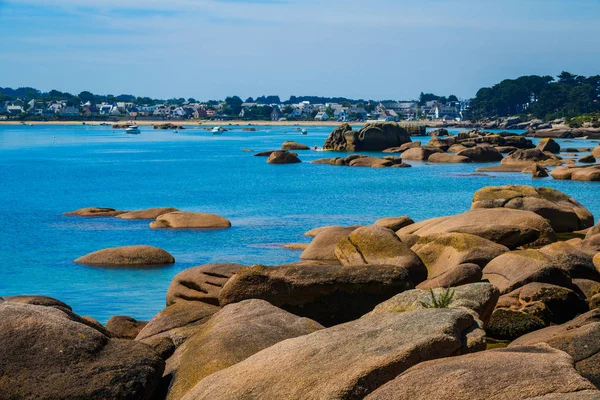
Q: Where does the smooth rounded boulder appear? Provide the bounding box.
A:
[398,208,556,248]
[539,241,600,281]
[364,344,598,400]
[471,185,594,233]
[373,216,414,231]
[106,316,148,339]
[401,147,443,161]
[281,141,309,150]
[428,153,472,163]
[150,211,231,229]
[334,226,427,284]
[75,245,175,266]
[181,308,484,400]
[456,146,503,162]
[0,302,164,400]
[116,207,179,220]
[218,262,415,326]
[163,300,323,400]
[266,150,301,164]
[300,226,358,261]
[166,263,244,306]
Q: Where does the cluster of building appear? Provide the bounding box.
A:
[0,98,469,122]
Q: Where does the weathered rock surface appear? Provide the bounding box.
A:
[106,316,148,339]
[532,163,550,177]
[303,224,360,237]
[65,207,126,217]
[166,263,244,306]
[471,185,594,233]
[135,301,219,342]
[428,153,472,163]
[487,308,547,340]
[411,233,508,283]
[370,282,499,326]
[456,146,503,162]
[150,211,231,229]
[334,226,427,284]
[539,241,600,281]
[537,138,561,154]
[401,146,443,161]
[181,308,484,400]
[482,250,573,294]
[383,141,421,152]
[218,263,415,326]
[116,207,179,220]
[164,300,323,400]
[580,155,597,163]
[551,164,600,181]
[266,150,301,164]
[0,302,164,400]
[398,208,556,248]
[300,226,358,261]
[501,148,560,166]
[323,122,412,151]
[75,245,175,266]
[416,263,483,289]
[365,344,598,400]
[512,309,600,388]
[281,140,309,150]
[373,216,414,231]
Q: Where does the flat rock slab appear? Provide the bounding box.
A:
[116,207,179,220]
[150,211,231,229]
[181,308,484,400]
[75,245,175,266]
[365,344,598,400]
[65,207,126,217]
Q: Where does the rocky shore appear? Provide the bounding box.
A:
[2,184,600,399]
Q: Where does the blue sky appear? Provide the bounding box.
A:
[1,0,599,100]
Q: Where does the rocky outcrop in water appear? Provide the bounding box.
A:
[150,211,231,229]
[75,245,175,266]
[323,122,412,151]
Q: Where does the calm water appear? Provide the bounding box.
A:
[1,124,598,323]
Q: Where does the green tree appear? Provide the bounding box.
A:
[225,96,243,115]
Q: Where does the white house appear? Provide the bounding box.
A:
[314,111,329,121]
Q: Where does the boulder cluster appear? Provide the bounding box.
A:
[5,184,600,399]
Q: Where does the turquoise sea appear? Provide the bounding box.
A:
[1,124,598,323]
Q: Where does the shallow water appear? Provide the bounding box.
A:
[1,124,598,322]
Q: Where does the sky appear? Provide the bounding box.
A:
[1,0,600,101]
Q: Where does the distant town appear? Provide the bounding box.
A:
[0,90,468,123]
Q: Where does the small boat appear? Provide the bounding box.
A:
[301,129,308,135]
[124,125,140,134]
[212,126,225,134]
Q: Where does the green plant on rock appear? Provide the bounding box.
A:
[420,287,455,309]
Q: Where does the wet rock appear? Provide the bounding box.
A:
[218,263,415,326]
[150,211,231,229]
[75,245,175,266]
[65,207,126,217]
[365,344,598,400]
[181,308,484,400]
[166,263,244,306]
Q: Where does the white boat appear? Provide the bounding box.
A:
[212,126,224,134]
[124,125,140,134]
[301,129,308,135]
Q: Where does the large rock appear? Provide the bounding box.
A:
[218,263,415,326]
[501,148,561,166]
[537,138,561,153]
[370,282,499,326]
[136,301,219,342]
[281,140,309,150]
[116,207,179,220]
[347,156,394,168]
[411,233,508,285]
[164,300,323,400]
[401,147,443,161]
[334,226,427,284]
[398,208,557,248]
[471,185,594,233]
[593,146,600,157]
[0,302,164,400]
[323,122,412,151]
[373,216,414,231]
[65,207,126,217]
[166,263,244,306]
[456,146,503,162]
[74,245,175,266]
[428,152,472,163]
[482,250,574,294]
[181,308,484,400]
[150,211,231,229]
[300,226,358,261]
[539,241,600,281]
[266,150,301,164]
[106,316,148,339]
[486,308,547,340]
[511,309,600,388]
[551,164,600,181]
[365,344,598,400]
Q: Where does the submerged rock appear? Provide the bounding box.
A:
[75,245,175,266]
